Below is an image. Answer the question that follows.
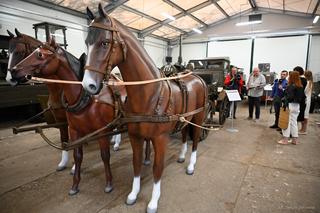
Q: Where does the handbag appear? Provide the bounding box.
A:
[278,107,290,129]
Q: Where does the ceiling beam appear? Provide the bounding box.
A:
[162,0,208,28]
[141,0,213,37]
[212,0,229,18]
[313,0,320,15]
[120,5,186,34]
[104,0,129,14]
[169,8,253,45]
[258,7,314,17]
[21,0,86,18]
[248,0,257,9]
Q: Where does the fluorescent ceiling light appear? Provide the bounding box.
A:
[192,28,202,34]
[236,20,262,26]
[161,12,175,21]
[313,16,319,24]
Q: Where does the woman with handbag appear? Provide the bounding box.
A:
[278,71,305,145]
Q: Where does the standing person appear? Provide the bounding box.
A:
[224,66,243,119]
[246,67,266,122]
[299,70,313,134]
[293,66,307,124]
[269,70,288,128]
[278,71,305,145]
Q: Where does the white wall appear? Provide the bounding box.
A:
[208,39,252,81]
[253,35,308,77]
[172,42,207,64]
[308,35,320,82]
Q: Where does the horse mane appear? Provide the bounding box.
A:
[114,19,160,79]
[59,47,85,80]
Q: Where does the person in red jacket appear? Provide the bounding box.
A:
[224,66,244,119]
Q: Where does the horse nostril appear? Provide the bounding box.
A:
[26,75,32,80]
[89,84,97,91]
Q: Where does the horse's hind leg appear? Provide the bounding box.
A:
[56,126,69,171]
[177,125,188,163]
[147,134,168,213]
[126,135,144,205]
[112,132,121,151]
[143,140,151,166]
[99,138,113,193]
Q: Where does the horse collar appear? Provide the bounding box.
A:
[61,89,92,113]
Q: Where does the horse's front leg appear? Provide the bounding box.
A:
[98,138,113,193]
[143,140,151,166]
[69,128,83,196]
[126,135,144,205]
[147,134,168,213]
[187,118,202,175]
[112,133,121,151]
[56,125,69,171]
[177,125,188,163]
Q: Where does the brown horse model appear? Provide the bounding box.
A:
[11,38,151,195]
[6,29,72,172]
[82,5,208,213]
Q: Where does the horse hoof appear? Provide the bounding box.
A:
[147,207,157,213]
[177,158,185,163]
[68,188,79,196]
[186,169,194,175]
[104,185,113,193]
[143,160,151,166]
[56,166,66,172]
[125,197,136,206]
[113,146,119,152]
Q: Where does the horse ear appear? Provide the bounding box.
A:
[49,37,57,48]
[7,30,14,38]
[86,7,95,20]
[15,28,22,37]
[98,3,106,18]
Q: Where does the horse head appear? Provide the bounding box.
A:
[11,38,60,83]
[6,29,43,86]
[82,3,126,95]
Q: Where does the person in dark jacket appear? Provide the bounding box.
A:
[270,70,288,128]
[278,71,305,145]
[224,66,243,119]
[293,66,307,123]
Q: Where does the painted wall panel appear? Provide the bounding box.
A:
[172,42,207,65]
[208,39,252,81]
[308,35,320,82]
[253,35,308,78]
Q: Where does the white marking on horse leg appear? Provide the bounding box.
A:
[147,181,161,212]
[56,150,68,171]
[70,164,75,175]
[187,151,197,174]
[113,134,121,151]
[178,142,187,163]
[126,176,140,205]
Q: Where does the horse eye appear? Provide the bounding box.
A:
[101,41,108,48]
[37,52,43,58]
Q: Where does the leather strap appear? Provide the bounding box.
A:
[90,22,119,32]
[83,65,106,75]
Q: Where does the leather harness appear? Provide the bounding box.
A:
[81,18,207,126]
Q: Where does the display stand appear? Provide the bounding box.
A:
[225,90,242,133]
[264,84,273,109]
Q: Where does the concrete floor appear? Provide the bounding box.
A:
[0,103,319,213]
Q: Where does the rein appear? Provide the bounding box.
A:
[28,71,193,86]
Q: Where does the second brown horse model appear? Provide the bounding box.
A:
[82,4,208,213]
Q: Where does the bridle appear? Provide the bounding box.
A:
[83,17,127,78]
[8,38,42,72]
